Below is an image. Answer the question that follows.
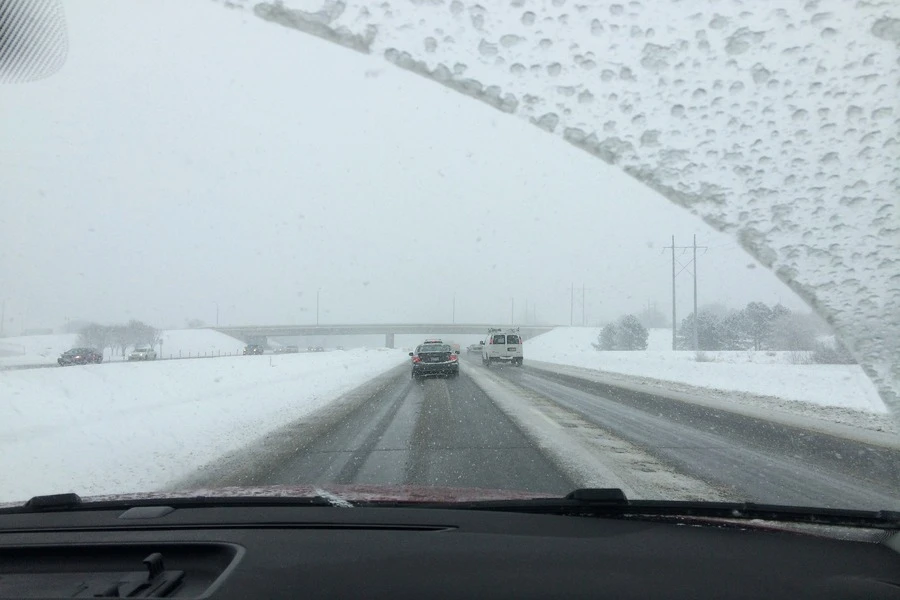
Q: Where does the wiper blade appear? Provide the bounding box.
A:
[0,492,350,514]
[411,488,900,529]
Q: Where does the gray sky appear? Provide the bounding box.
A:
[0,0,807,334]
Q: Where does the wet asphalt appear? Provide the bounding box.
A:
[261,364,575,495]
[489,364,900,511]
[233,355,899,510]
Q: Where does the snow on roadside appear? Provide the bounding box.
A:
[0,329,247,366]
[157,329,246,359]
[0,334,79,366]
[0,349,407,502]
[526,328,888,414]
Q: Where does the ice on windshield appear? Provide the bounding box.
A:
[0,0,898,511]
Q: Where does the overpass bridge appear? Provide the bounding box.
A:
[212,324,560,348]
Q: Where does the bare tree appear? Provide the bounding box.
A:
[77,323,109,351]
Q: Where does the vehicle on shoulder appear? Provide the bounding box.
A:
[58,348,103,366]
[482,328,523,367]
[128,345,157,361]
[467,341,484,355]
[410,343,460,379]
[243,344,264,355]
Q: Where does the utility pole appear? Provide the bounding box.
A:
[452,292,456,324]
[570,283,574,326]
[212,301,219,327]
[582,284,586,326]
[316,289,320,326]
[670,235,676,350]
[510,297,515,325]
[0,299,5,336]
[663,235,708,351]
[693,234,699,352]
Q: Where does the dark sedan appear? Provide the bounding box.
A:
[410,343,460,379]
[58,348,103,366]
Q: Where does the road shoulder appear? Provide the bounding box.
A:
[526,360,900,450]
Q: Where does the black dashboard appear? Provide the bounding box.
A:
[1,503,899,599]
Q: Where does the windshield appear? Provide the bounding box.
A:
[419,345,451,353]
[0,0,897,514]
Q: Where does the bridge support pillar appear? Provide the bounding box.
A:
[385,333,395,349]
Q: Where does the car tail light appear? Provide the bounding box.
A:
[412,356,421,363]
[450,354,458,361]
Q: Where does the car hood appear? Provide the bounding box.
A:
[1,485,557,508]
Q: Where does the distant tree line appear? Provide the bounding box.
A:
[675,302,854,363]
[596,301,854,364]
[77,320,161,357]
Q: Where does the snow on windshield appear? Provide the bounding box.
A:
[235,0,900,414]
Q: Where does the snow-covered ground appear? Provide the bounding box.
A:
[0,329,248,367]
[157,329,246,359]
[0,334,79,366]
[0,348,407,502]
[525,328,888,415]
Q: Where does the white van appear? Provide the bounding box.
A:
[481,328,523,367]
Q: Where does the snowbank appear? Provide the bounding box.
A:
[157,329,246,359]
[0,349,407,502]
[0,329,247,367]
[0,334,79,366]
[526,328,887,414]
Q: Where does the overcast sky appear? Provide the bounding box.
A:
[0,0,808,334]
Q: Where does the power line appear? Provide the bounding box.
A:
[663,235,709,351]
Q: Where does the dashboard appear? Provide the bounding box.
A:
[1,503,899,599]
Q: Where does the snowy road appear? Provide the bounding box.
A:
[184,355,900,511]
[488,364,900,511]
[186,365,575,495]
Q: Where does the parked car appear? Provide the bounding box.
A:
[467,342,484,355]
[482,328,523,367]
[243,344,264,355]
[128,345,157,361]
[58,348,103,366]
[410,343,460,379]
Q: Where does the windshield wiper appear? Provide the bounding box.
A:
[0,492,349,515]
[406,488,900,529]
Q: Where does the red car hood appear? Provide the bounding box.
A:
[2,485,560,508]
